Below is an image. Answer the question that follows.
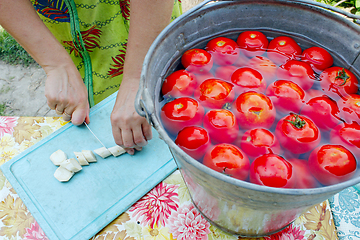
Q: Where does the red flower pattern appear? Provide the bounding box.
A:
[23,221,48,240]
[0,117,17,138]
[265,224,305,240]
[108,43,127,78]
[119,0,130,21]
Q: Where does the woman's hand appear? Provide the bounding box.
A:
[111,80,152,155]
[44,62,90,125]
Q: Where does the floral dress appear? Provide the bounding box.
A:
[31,0,182,105]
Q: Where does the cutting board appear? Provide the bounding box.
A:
[0,92,177,240]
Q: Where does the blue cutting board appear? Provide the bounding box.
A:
[0,92,177,240]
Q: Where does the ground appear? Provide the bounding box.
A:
[0,0,203,117]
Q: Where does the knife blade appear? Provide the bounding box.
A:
[84,122,107,149]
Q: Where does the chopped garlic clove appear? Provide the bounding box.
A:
[74,152,89,166]
[60,158,82,172]
[50,149,67,166]
[82,150,97,163]
[54,166,74,182]
[94,147,112,158]
[108,145,126,157]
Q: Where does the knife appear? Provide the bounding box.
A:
[84,122,107,149]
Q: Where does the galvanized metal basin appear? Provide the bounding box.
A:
[135,0,360,237]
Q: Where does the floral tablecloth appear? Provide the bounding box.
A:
[0,116,355,240]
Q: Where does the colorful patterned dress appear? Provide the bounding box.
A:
[31,0,182,105]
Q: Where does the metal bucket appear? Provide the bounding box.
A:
[135,0,360,237]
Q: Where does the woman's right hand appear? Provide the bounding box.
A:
[44,62,90,125]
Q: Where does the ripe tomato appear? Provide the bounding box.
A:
[301,95,341,130]
[193,71,214,85]
[238,128,281,159]
[236,31,269,58]
[301,46,333,72]
[161,70,197,98]
[230,67,267,94]
[275,113,321,154]
[246,55,277,82]
[308,144,357,185]
[205,37,240,66]
[175,126,211,160]
[181,48,213,74]
[337,94,360,124]
[203,143,250,180]
[267,36,302,65]
[288,159,319,188]
[330,122,360,157]
[203,109,239,144]
[276,60,315,91]
[160,97,205,135]
[266,80,306,113]
[194,78,235,109]
[233,91,276,130]
[214,65,238,82]
[319,67,358,100]
[250,154,295,188]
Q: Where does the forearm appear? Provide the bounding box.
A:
[120,0,174,89]
[0,0,73,69]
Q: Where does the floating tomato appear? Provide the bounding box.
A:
[330,122,360,157]
[236,31,269,58]
[175,126,211,160]
[301,46,333,72]
[161,70,197,98]
[308,144,357,185]
[203,143,250,180]
[288,159,319,188]
[266,80,306,113]
[203,109,239,144]
[239,128,281,159]
[233,91,276,130]
[246,55,277,82]
[230,67,267,94]
[276,60,315,91]
[301,95,341,130]
[337,93,360,124]
[275,113,321,154]
[160,97,205,135]
[267,36,302,65]
[194,78,235,109]
[250,153,295,188]
[214,65,238,82]
[205,37,240,66]
[181,48,213,74]
[319,66,358,100]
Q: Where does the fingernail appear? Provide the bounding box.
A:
[127,149,135,155]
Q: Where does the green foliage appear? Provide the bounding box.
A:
[315,0,360,14]
[0,102,7,116]
[0,29,37,66]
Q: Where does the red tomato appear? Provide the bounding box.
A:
[194,78,235,109]
[308,144,357,185]
[301,95,341,130]
[203,143,250,180]
[337,94,360,124]
[230,67,267,94]
[275,113,321,154]
[250,154,295,188]
[266,80,306,113]
[233,91,276,130]
[319,66,358,100]
[203,109,239,144]
[267,36,302,65]
[161,70,197,98]
[214,65,238,82]
[239,128,281,159]
[288,159,319,188]
[305,89,326,101]
[276,60,315,90]
[330,122,360,157]
[181,48,213,74]
[205,37,240,66]
[236,31,269,58]
[301,46,333,72]
[175,126,211,160]
[246,55,277,82]
[160,97,205,135]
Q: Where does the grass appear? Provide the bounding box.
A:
[0,26,37,66]
[0,103,7,116]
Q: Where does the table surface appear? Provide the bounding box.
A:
[0,116,359,240]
